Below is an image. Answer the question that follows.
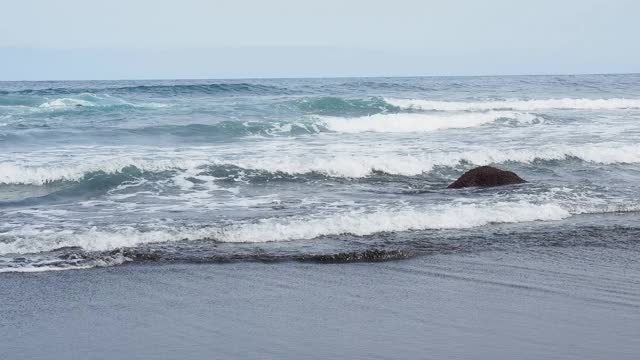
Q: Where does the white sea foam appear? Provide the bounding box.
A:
[0,201,570,254]
[4,198,639,257]
[0,265,94,273]
[0,225,206,255]
[217,202,570,243]
[228,143,640,178]
[318,111,538,133]
[38,93,169,110]
[39,98,96,108]
[0,253,129,273]
[0,158,210,185]
[2,142,640,184]
[385,98,640,111]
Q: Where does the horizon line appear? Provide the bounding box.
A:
[1,72,638,83]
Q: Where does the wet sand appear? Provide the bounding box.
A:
[1,247,639,360]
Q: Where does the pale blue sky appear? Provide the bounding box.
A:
[1,0,638,80]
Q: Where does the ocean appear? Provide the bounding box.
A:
[1,74,640,271]
[1,75,640,359]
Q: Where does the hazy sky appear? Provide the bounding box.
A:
[1,0,638,80]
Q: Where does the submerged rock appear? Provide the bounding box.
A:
[448,166,526,189]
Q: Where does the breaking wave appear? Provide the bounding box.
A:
[6,199,639,257]
[2,142,640,185]
[318,111,539,133]
[0,201,571,255]
[215,202,571,243]
[385,98,640,111]
[0,94,168,113]
[37,93,169,110]
[0,110,539,139]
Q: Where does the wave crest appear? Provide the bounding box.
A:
[318,111,539,133]
[38,93,168,110]
[0,201,570,254]
[2,142,640,185]
[385,98,640,111]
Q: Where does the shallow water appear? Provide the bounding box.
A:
[1,75,640,271]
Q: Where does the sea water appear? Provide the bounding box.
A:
[1,75,640,271]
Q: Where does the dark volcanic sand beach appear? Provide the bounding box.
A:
[2,247,639,360]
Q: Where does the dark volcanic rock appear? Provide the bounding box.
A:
[448,166,526,189]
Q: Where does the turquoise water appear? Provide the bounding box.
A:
[1,75,640,271]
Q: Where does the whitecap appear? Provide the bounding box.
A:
[317,111,538,133]
[38,93,169,110]
[385,98,640,111]
[0,201,570,254]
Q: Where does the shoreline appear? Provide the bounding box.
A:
[2,248,638,360]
